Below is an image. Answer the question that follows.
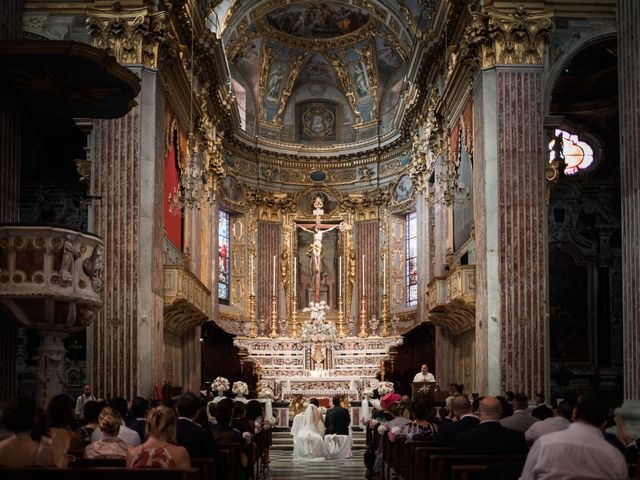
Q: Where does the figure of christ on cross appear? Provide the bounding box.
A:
[296,196,351,303]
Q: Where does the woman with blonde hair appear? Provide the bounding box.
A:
[127,405,190,469]
[85,407,128,459]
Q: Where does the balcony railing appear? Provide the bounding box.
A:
[163,263,211,337]
[0,225,103,330]
[426,265,476,335]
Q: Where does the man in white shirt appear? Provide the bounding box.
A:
[412,363,436,383]
[75,384,96,417]
[520,392,627,480]
[525,400,573,445]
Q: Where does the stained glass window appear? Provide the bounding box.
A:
[218,210,230,303]
[406,212,418,307]
[549,129,594,175]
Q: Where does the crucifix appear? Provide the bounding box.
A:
[296,196,351,303]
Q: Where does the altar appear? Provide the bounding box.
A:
[234,336,402,401]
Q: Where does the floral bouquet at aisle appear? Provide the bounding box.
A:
[232,380,249,398]
[377,381,394,396]
[363,387,375,399]
[258,386,274,400]
[212,376,230,395]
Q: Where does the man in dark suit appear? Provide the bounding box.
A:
[531,392,553,420]
[176,392,216,458]
[128,396,149,442]
[325,395,351,435]
[436,395,479,446]
[454,396,528,455]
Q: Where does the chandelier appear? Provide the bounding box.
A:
[168,137,205,213]
[427,166,469,206]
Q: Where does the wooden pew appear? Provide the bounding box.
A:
[215,441,244,480]
[403,440,439,480]
[0,467,198,480]
[191,457,216,480]
[413,446,452,480]
[450,465,487,480]
[429,454,527,480]
[69,458,127,468]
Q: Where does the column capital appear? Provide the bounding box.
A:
[86,4,173,68]
[461,6,554,69]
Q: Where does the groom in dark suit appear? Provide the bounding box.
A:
[325,396,351,435]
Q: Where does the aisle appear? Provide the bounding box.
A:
[267,429,368,479]
[268,449,367,479]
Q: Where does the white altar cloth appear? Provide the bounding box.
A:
[279,375,360,401]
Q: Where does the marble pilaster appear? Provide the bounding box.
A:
[468,7,552,396]
[616,0,640,433]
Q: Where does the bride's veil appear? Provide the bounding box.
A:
[300,404,324,436]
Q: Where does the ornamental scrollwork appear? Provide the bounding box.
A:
[459,6,554,68]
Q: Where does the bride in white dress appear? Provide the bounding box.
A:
[292,404,326,461]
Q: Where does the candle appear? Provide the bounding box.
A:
[293,257,297,296]
[272,255,276,296]
[338,256,342,300]
[383,253,387,294]
[362,254,365,294]
[250,256,255,295]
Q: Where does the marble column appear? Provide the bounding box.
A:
[0,0,22,222]
[0,0,23,402]
[35,330,69,407]
[92,69,166,399]
[468,7,552,396]
[616,0,640,433]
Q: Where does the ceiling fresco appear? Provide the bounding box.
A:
[216,0,429,149]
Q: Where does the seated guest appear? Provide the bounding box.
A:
[520,392,627,479]
[175,392,216,458]
[91,397,141,446]
[531,392,554,420]
[497,395,514,418]
[77,400,101,446]
[374,393,400,422]
[405,399,440,439]
[500,393,539,432]
[454,396,528,455]
[246,400,263,425]
[399,395,412,419]
[325,396,351,435]
[0,396,54,467]
[129,396,149,442]
[525,400,573,445]
[47,394,85,467]
[127,406,190,469]
[209,399,247,478]
[85,407,128,459]
[436,395,479,446]
[231,401,255,434]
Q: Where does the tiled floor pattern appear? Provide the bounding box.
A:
[268,448,367,479]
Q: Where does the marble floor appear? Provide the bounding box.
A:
[268,449,368,479]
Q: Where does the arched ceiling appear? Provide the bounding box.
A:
[211,0,431,155]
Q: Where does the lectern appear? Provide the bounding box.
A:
[411,381,436,399]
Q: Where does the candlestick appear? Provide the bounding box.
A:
[269,294,278,338]
[248,293,256,337]
[358,294,368,338]
[293,257,297,292]
[381,293,389,337]
[272,255,276,296]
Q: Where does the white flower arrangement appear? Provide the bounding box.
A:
[378,424,388,435]
[212,376,230,393]
[263,416,276,427]
[319,406,327,415]
[368,418,379,428]
[242,431,253,444]
[377,381,394,396]
[258,386,274,399]
[363,387,375,398]
[232,380,249,397]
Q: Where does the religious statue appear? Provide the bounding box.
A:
[280,250,290,293]
[369,315,379,336]
[296,195,351,303]
[82,244,104,293]
[59,236,75,287]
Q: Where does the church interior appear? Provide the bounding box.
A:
[1,0,640,478]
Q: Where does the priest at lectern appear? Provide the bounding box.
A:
[413,363,436,384]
